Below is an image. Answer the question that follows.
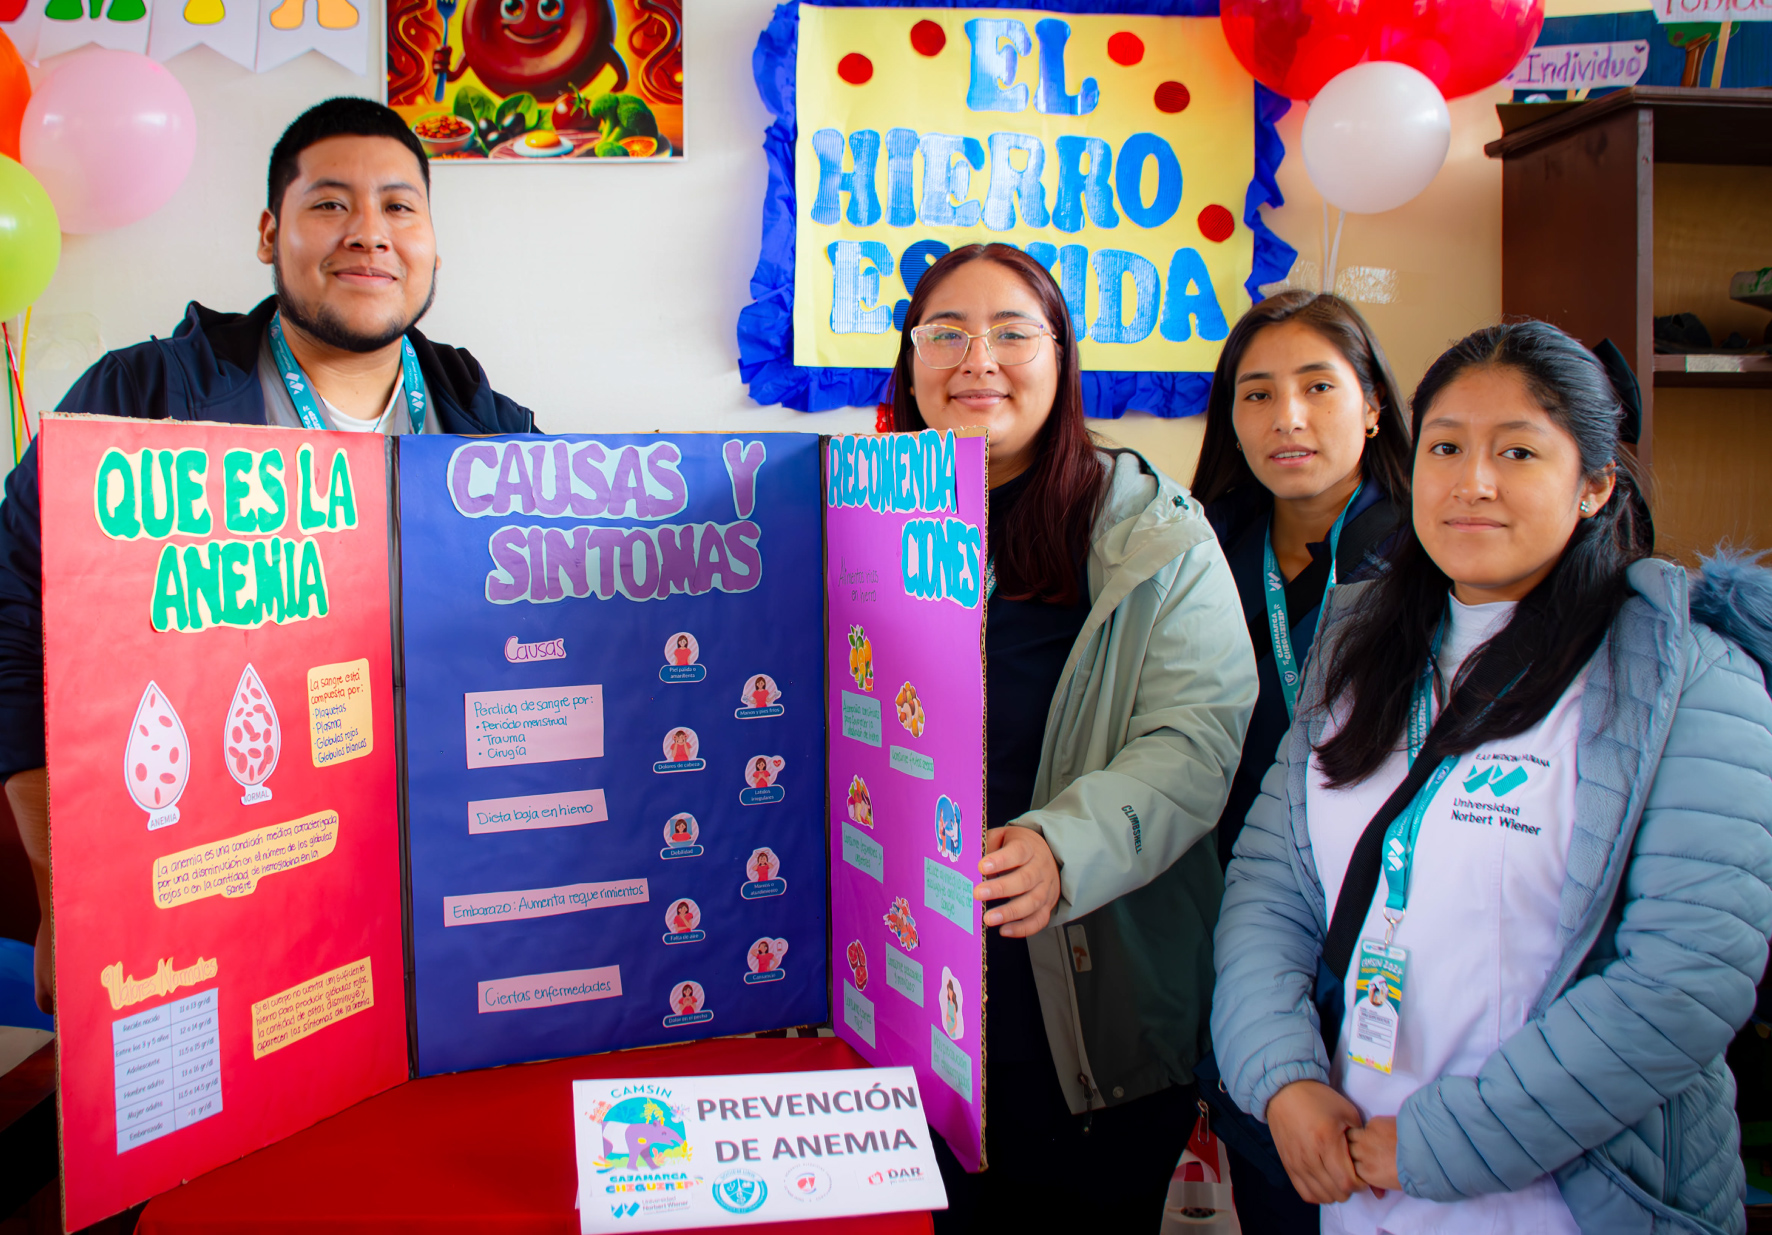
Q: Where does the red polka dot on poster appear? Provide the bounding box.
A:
[838,52,873,84]
[1155,80,1191,112]
[1107,31,1144,65]
[910,19,946,57]
[1198,204,1235,243]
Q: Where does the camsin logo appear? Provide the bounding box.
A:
[1462,765,1529,797]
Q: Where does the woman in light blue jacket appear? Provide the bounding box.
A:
[1210,320,1772,1234]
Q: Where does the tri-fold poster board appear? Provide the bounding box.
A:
[39,416,989,1229]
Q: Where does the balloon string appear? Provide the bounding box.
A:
[4,321,28,466]
[1327,209,1347,299]
[1321,201,1331,294]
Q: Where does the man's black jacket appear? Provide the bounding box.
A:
[0,297,538,776]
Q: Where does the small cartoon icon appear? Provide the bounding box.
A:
[847,624,874,691]
[660,632,707,683]
[593,1097,690,1172]
[664,812,699,846]
[745,936,789,982]
[847,775,874,828]
[846,940,869,991]
[884,897,919,950]
[735,673,784,719]
[654,727,706,773]
[935,794,962,861]
[739,755,786,805]
[126,680,189,829]
[939,967,964,1041]
[664,981,713,1026]
[1369,974,1390,1007]
[667,898,702,935]
[746,847,780,884]
[747,755,782,788]
[894,681,925,737]
[224,664,280,805]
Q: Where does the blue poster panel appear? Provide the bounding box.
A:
[398,433,829,1074]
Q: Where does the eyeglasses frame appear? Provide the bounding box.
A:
[907,320,1055,370]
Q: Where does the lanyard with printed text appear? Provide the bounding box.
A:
[269,312,428,435]
[1263,483,1363,721]
[1378,622,1457,943]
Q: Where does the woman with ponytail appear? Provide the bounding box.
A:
[1210,320,1772,1233]
[893,244,1257,1229]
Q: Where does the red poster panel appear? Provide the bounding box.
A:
[40,418,408,1230]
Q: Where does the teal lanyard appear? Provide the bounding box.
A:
[1378,623,1457,942]
[1263,483,1363,721]
[268,312,428,435]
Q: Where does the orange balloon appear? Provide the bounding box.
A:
[0,30,28,163]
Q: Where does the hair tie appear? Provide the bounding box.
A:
[1593,339,1642,446]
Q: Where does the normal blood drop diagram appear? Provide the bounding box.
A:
[125,682,189,829]
[225,664,280,805]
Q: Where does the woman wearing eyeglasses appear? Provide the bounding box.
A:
[894,244,1257,1231]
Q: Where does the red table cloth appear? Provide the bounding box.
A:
[135,1035,936,1235]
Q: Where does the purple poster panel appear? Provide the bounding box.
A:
[825,429,987,1172]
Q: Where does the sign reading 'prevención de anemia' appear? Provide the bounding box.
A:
[793,5,1256,374]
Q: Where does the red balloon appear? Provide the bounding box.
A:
[1365,0,1543,99]
[1221,0,1543,101]
[1220,0,1376,101]
[0,30,28,163]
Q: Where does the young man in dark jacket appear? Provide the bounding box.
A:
[0,96,539,1013]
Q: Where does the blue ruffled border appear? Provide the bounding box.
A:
[737,0,1295,418]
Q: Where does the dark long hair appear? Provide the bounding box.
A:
[891,244,1104,605]
[1315,320,1655,787]
[1192,292,1412,507]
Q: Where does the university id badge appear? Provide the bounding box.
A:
[1349,940,1408,1074]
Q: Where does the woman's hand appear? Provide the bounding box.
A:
[1347,1115,1401,1192]
[1266,1080,1367,1204]
[975,826,1061,937]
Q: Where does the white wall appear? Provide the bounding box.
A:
[13,0,1524,485]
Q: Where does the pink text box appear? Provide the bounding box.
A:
[464,684,604,769]
[477,966,623,1014]
[443,878,649,926]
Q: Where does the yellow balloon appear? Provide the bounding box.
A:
[0,155,58,321]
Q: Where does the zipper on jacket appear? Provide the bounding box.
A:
[1077,1072,1096,1134]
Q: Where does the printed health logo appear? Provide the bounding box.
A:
[1462,765,1530,797]
[712,1169,769,1214]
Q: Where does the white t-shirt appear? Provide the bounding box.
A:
[1308,597,1587,1235]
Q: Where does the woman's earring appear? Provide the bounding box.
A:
[1365,422,1379,438]
[1234,440,1243,453]
[1579,500,1592,516]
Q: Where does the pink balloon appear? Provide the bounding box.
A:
[20,50,195,235]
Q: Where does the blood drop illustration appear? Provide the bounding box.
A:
[125,681,189,829]
[224,664,280,804]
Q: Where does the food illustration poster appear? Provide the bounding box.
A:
[387,0,683,160]
[824,428,987,1173]
[38,419,406,1231]
[398,433,827,1075]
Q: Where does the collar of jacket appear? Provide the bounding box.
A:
[171,297,501,430]
[1046,449,1213,689]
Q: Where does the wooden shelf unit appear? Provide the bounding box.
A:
[1485,87,1772,560]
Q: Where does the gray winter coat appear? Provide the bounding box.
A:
[1210,556,1772,1234]
[1018,449,1256,1115]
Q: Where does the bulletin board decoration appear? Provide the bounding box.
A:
[1508,6,1770,95]
[823,428,989,1172]
[737,0,1296,419]
[385,0,683,162]
[40,417,409,1232]
[396,433,829,1074]
[0,0,369,72]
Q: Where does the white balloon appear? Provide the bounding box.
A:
[1302,62,1451,215]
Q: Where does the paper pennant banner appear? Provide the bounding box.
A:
[253,0,363,74]
[148,0,256,67]
[34,0,151,58]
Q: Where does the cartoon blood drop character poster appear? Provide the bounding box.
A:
[224,664,281,805]
[124,681,190,829]
[387,0,682,160]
